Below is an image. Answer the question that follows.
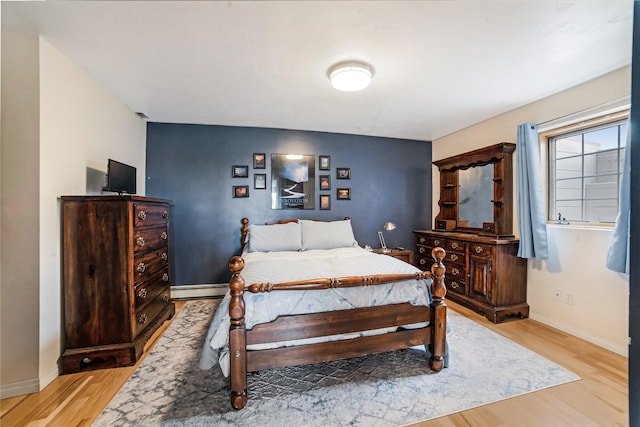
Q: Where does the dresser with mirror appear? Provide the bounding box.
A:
[414,143,528,323]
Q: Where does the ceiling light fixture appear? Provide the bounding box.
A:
[328,61,373,92]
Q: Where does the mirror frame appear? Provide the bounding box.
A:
[433,143,516,237]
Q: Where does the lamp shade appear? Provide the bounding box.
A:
[383,222,396,231]
[328,61,373,92]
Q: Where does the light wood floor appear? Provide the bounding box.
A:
[0,300,628,427]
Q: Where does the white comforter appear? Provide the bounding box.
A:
[199,247,434,375]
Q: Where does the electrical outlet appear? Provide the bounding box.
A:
[553,288,561,301]
[564,291,574,305]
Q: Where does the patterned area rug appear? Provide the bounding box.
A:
[94,299,579,426]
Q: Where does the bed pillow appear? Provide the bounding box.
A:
[300,219,358,250]
[247,222,302,253]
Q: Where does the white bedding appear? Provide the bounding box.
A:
[199,247,435,376]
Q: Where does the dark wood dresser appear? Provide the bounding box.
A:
[414,230,528,323]
[60,195,175,373]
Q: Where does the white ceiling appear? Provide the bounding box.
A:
[2,1,634,141]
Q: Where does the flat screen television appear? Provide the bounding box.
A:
[103,159,136,195]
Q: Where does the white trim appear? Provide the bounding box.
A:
[39,365,59,391]
[538,96,630,132]
[0,378,40,399]
[170,283,227,299]
[530,313,628,357]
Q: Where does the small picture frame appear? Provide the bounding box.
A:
[253,153,266,169]
[320,194,331,210]
[319,175,331,190]
[336,167,351,179]
[232,165,249,178]
[337,188,351,200]
[319,155,331,170]
[233,185,249,198]
[254,173,267,190]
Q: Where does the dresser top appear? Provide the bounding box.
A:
[61,195,171,204]
[413,229,519,244]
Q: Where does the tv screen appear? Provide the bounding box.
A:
[103,159,136,195]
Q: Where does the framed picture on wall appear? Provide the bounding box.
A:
[271,153,315,209]
[337,188,351,200]
[320,194,331,210]
[253,153,266,169]
[254,173,267,189]
[319,175,331,190]
[233,185,249,198]
[232,165,249,178]
[336,167,351,179]
[319,155,331,170]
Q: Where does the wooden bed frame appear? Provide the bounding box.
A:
[227,218,447,410]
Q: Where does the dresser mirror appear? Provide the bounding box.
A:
[433,142,516,237]
[458,164,494,229]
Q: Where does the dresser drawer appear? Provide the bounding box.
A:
[134,203,169,228]
[134,286,171,337]
[416,244,432,258]
[448,264,466,283]
[448,278,466,294]
[133,226,169,254]
[134,248,169,282]
[445,239,465,253]
[470,243,493,258]
[134,267,170,309]
[416,255,433,270]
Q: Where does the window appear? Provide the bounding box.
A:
[548,116,627,224]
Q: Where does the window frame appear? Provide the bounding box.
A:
[541,109,629,227]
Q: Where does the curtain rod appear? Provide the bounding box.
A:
[537,96,630,131]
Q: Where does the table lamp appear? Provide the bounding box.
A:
[378,221,396,253]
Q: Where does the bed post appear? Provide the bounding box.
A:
[240,217,249,251]
[228,256,248,410]
[429,247,447,372]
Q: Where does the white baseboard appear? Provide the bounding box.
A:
[39,365,59,391]
[0,378,40,399]
[170,283,227,300]
[530,313,628,357]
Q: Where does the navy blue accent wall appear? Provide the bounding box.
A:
[146,123,432,285]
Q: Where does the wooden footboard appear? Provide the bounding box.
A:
[227,219,446,410]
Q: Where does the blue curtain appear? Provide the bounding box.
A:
[606,124,631,274]
[516,123,549,259]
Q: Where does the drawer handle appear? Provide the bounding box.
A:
[434,239,441,246]
[138,288,147,299]
[452,267,460,275]
[451,242,459,249]
[162,273,169,282]
[475,246,484,254]
[450,254,458,262]
[162,210,169,219]
[137,262,146,273]
[451,281,460,289]
[161,231,168,240]
[137,210,147,220]
[162,294,170,302]
[419,237,426,243]
[138,313,148,324]
[161,252,168,261]
[418,247,426,254]
[419,258,426,265]
[136,237,145,247]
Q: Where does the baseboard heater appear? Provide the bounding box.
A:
[170,283,227,300]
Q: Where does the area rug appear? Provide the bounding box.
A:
[94,299,580,426]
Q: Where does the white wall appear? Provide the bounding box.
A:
[433,66,631,356]
[1,29,41,398]
[0,30,147,398]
